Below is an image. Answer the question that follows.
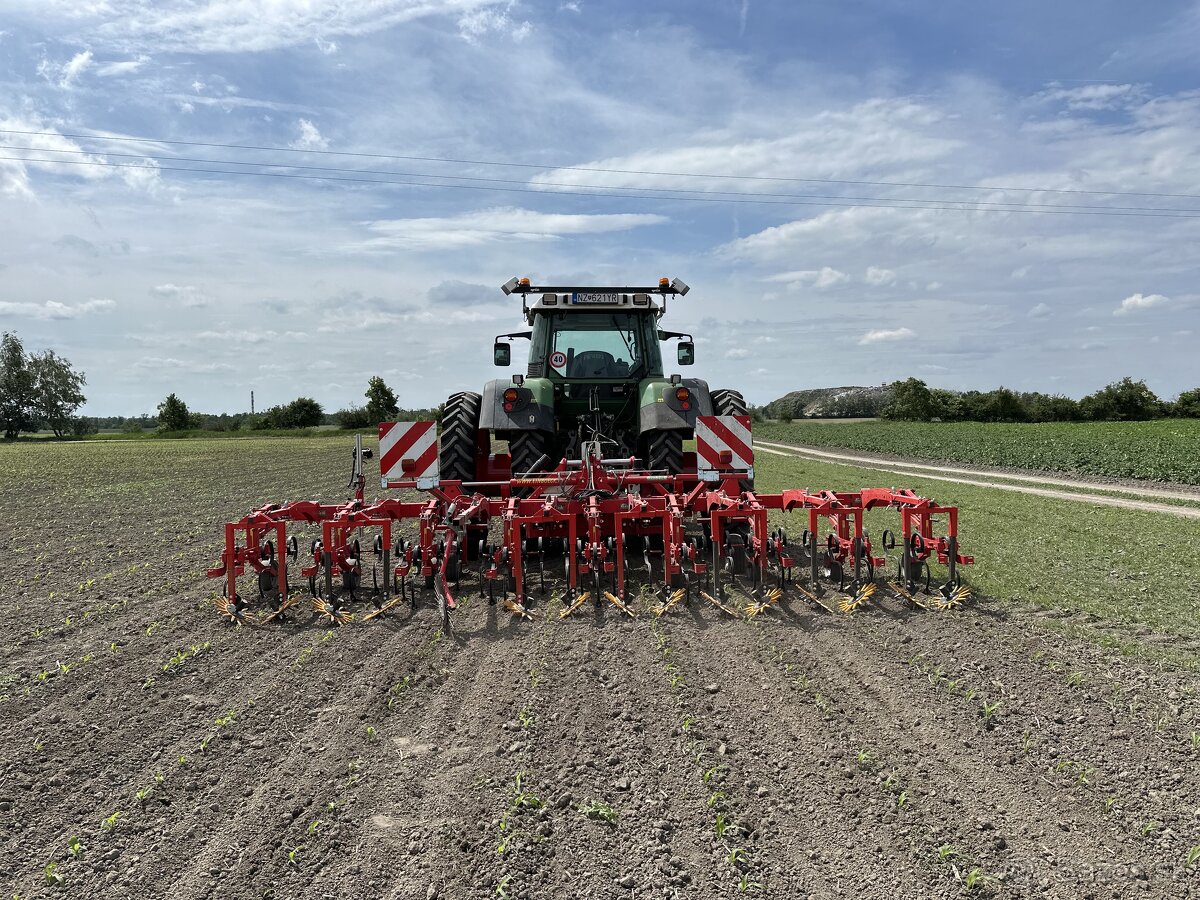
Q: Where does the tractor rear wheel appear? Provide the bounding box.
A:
[439,391,483,483]
[509,430,554,475]
[710,388,753,491]
[645,429,684,474]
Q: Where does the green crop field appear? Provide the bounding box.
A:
[757,419,1200,485]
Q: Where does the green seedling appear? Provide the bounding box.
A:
[725,847,748,868]
[856,749,875,768]
[287,845,303,868]
[66,836,84,858]
[963,868,995,891]
[715,813,743,839]
[154,772,164,785]
[980,700,1001,724]
[1076,766,1095,787]
[365,725,378,742]
[580,799,618,825]
[33,738,44,752]
[896,791,909,808]
[215,710,236,727]
[518,707,534,730]
[101,810,121,830]
[1102,796,1117,813]
[1185,846,1200,868]
[937,844,959,861]
[702,765,723,786]
[1190,731,1199,751]
[44,863,64,887]
[737,874,762,893]
[706,790,726,810]
[496,875,512,898]
[307,819,322,835]
[1065,671,1085,687]
[511,772,543,810]
[1138,820,1160,837]
[1020,730,1035,754]
[135,787,149,805]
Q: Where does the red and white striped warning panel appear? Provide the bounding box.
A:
[695,415,754,480]
[379,421,439,487]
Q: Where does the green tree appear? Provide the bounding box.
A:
[0,332,36,440]
[365,376,400,424]
[884,378,935,421]
[157,393,191,431]
[259,397,324,429]
[29,349,87,438]
[1172,388,1200,418]
[1079,377,1164,421]
[336,406,372,429]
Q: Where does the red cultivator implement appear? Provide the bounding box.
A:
[207,420,974,628]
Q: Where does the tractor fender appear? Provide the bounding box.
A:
[637,377,713,434]
[479,377,555,432]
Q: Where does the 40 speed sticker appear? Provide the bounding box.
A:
[549,350,567,369]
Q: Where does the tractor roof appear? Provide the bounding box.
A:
[501,277,689,315]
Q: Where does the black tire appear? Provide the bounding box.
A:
[709,388,752,491]
[644,429,685,474]
[439,391,483,483]
[509,430,553,475]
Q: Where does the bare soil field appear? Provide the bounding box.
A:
[1,437,1198,899]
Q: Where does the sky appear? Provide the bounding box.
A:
[0,0,1198,416]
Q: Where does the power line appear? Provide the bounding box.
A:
[3,126,1200,202]
[6,153,1200,219]
[7,143,1200,215]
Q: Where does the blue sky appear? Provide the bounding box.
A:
[0,0,1198,415]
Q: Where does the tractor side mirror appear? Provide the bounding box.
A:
[677,341,695,366]
[493,342,511,367]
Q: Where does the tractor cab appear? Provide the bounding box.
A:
[450,277,730,480]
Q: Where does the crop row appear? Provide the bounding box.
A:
[757,419,1200,484]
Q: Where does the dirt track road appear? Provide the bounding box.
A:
[757,440,1200,520]
[2,438,1198,899]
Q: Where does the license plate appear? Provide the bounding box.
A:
[571,292,620,305]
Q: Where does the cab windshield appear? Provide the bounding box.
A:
[548,312,643,378]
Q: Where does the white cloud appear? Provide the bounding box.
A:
[352,207,667,251]
[1114,292,1169,316]
[150,284,207,308]
[725,347,750,359]
[766,267,849,289]
[314,36,339,54]
[858,327,915,345]
[458,3,532,43]
[1034,82,1144,111]
[132,356,234,374]
[59,49,94,86]
[22,0,512,53]
[864,266,896,286]
[0,298,115,319]
[95,57,146,76]
[291,119,329,151]
[1029,302,1052,318]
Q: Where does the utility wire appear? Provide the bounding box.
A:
[7,153,1200,220]
[2,126,1200,202]
[6,153,1200,218]
[7,143,1200,214]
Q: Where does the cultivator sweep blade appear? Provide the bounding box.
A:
[207,420,975,629]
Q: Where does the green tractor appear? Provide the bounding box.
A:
[438,277,749,482]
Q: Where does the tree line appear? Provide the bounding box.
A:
[883,377,1199,423]
[0,329,438,439]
